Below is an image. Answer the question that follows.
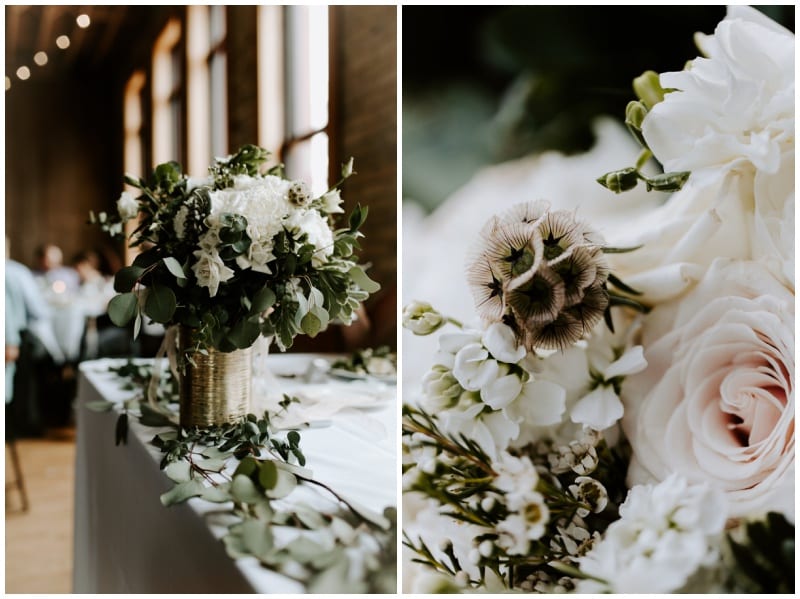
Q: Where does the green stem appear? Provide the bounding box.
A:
[635,148,652,171]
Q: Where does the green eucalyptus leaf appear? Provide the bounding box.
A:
[300,311,322,337]
[231,474,266,504]
[258,460,279,490]
[108,292,138,327]
[346,497,391,530]
[241,518,274,560]
[165,460,191,483]
[85,400,115,413]
[162,257,186,279]
[160,478,205,506]
[114,265,145,293]
[200,483,232,503]
[250,287,277,315]
[294,504,326,530]
[144,284,177,324]
[265,468,297,499]
[139,403,174,427]
[348,266,380,294]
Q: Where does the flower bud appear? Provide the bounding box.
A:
[478,540,494,558]
[624,100,649,148]
[633,70,666,109]
[341,157,355,179]
[644,170,691,192]
[596,167,640,194]
[402,300,446,335]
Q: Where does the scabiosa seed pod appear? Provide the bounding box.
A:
[287,181,311,206]
[466,201,613,351]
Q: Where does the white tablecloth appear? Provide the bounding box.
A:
[73,355,397,593]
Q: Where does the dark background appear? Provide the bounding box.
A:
[403,5,795,211]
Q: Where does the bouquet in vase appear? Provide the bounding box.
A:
[402,6,793,593]
[92,145,379,356]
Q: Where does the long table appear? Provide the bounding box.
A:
[73,355,397,593]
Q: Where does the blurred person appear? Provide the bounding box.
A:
[34,243,80,294]
[6,238,53,434]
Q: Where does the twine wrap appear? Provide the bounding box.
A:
[178,326,252,428]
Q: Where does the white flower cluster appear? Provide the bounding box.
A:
[191,174,336,297]
[421,321,566,458]
[576,474,727,593]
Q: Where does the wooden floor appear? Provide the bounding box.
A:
[5,428,76,594]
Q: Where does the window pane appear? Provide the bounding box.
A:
[285,6,328,136]
[284,132,328,195]
[209,51,228,157]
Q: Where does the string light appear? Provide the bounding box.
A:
[16,66,30,80]
[76,14,91,28]
[34,51,49,66]
[5,77,11,91]
[56,35,71,50]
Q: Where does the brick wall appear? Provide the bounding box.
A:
[226,6,259,152]
[331,5,397,348]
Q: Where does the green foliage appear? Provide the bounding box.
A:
[723,512,794,593]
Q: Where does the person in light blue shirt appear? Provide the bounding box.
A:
[6,255,50,403]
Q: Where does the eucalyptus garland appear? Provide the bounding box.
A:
[87,362,396,593]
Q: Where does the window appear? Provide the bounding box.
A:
[152,19,183,166]
[123,70,146,264]
[258,6,330,195]
[187,6,228,176]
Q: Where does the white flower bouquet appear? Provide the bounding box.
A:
[92,145,379,354]
[402,7,794,593]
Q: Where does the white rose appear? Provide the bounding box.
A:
[623,259,794,520]
[116,191,139,222]
[191,248,235,297]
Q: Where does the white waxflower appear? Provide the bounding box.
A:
[576,474,727,593]
[116,191,139,221]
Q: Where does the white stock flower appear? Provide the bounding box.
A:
[576,474,727,593]
[570,345,647,431]
[191,247,235,297]
[623,259,794,520]
[116,191,139,221]
[482,322,525,363]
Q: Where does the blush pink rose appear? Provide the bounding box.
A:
[623,259,794,520]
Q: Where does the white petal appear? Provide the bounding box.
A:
[481,374,523,410]
[482,322,526,364]
[571,386,624,431]
[513,380,566,426]
[603,346,648,380]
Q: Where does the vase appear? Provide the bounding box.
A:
[178,326,252,428]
